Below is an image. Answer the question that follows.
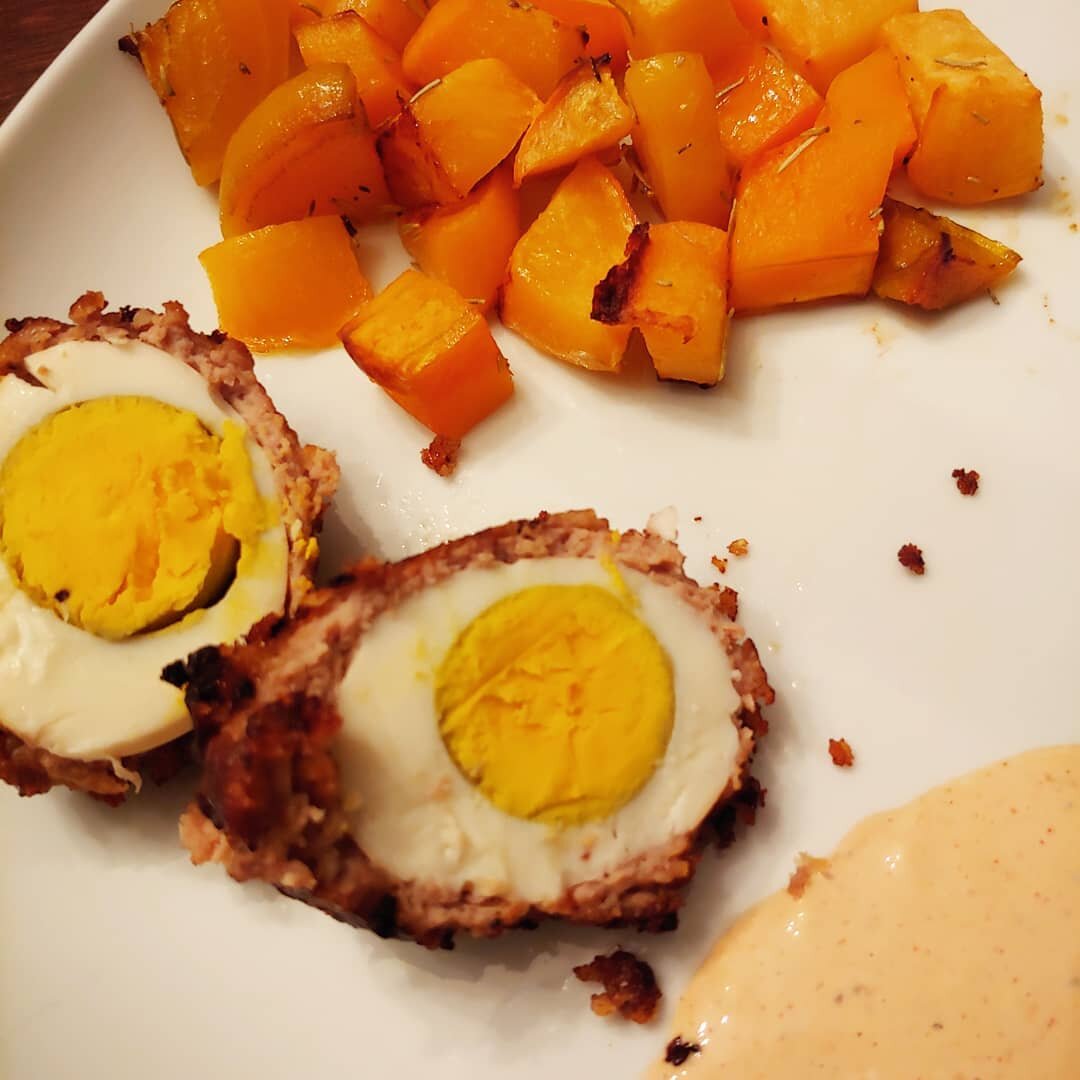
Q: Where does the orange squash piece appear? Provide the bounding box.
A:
[200,216,372,350]
[880,10,1044,204]
[378,58,541,206]
[514,62,633,186]
[295,12,413,128]
[729,48,915,311]
[218,64,389,237]
[123,0,292,185]
[326,0,422,51]
[530,0,629,73]
[500,157,636,371]
[618,0,748,77]
[340,270,514,438]
[872,198,1022,310]
[399,165,521,312]
[401,0,587,99]
[593,221,730,385]
[731,0,916,92]
[624,52,735,228]
[714,42,822,167]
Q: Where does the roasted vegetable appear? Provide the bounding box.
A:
[514,61,634,186]
[593,221,730,386]
[618,0,748,77]
[732,0,916,92]
[500,157,636,371]
[340,270,514,438]
[218,64,388,237]
[200,216,372,349]
[401,0,587,99]
[294,11,414,128]
[378,58,541,206]
[879,9,1043,204]
[872,198,1021,310]
[328,0,422,51]
[624,52,735,228]
[531,0,630,73]
[730,47,915,311]
[122,0,292,185]
[399,164,521,313]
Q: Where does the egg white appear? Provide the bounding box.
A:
[335,558,744,905]
[0,339,288,766]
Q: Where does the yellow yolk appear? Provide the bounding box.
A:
[0,396,271,640]
[435,584,674,827]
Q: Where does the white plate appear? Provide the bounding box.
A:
[1,3,1077,1076]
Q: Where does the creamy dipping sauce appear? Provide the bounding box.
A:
[650,745,1080,1079]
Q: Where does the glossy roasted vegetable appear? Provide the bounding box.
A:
[200,216,372,349]
[218,64,389,237]
[399,164,521,312]
[514,61,633,186]
[123,0,292,185]
[500,157,636,371]
[531,0,629,73]
[879,9,1043,203]
[340,269,514,438]
[618,0,747,77]
[872,198,1022,310]
[593,221,730,385]
[294,11,414,128]
[624,52,735,228]
[328,0,422,51]
[401,0,587,99]
[730,47,915,311]
[378,59,541,206]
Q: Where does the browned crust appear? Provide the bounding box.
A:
[0,292,339,801]
[573,949,662,1024]
[172,510,774,947]
[592,223,650,326]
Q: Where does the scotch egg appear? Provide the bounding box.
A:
[0,292,337,801]
[176,511,773,945]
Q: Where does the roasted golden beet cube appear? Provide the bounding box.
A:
[500,158,636,371]
[872,198,1022,310]
[619,0,749,77]
[879,9,1043,203]
[531,0,630,73]
[340,270,514,438]
[624,52,735,228]
[593,221,730,385]
[327,0,422,51]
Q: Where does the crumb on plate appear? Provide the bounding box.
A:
[898,543,925,575]
[828,737,855,768]
[727,538,749,557]
[420,434,461,477]
[665,1036,702,1066]
[951,467,980,496]
[573,949,662,1024]
[787,852,831,899]
[711,555,727,574]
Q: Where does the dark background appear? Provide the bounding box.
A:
[1,1,108,122]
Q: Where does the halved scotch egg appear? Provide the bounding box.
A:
[0,292,337,802]
[175,511,773,946]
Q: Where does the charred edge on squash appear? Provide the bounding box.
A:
[591,223,651,325]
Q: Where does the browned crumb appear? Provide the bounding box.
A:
[897,543,925,575]
[711,555,728,574]
[711,775,766,849]
[420,435,461,477]
[665,1036,702,1066]
[951,467,980,496]
[573,949,661,1024]
[828,737,855,768]
[727,538,749,557]
[787,853,832,899]
[692,515,703,523]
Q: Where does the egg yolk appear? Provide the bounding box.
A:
[435,584,674,827]
[0,396,270,640]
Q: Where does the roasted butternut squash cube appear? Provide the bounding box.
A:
[624,52,735,228]
[872,198,1022,310]
[714,42,822,167]
[514,62,633,186]
[593,221,729,385]
[531,0,630,72]
[399,165,521,312]
[500,157,636,371]
[295,12,413,128]
[326,0,422,51]
[731,0,915,92]
[401,0,587,98]
[729,48,914,311]
[200,216,372,350]
[378,59,540,206]
[218,64,389,237]
[879,10,1043,203]
[123,0,292,185]
[340,270,514,438]
[619,0,749,77]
